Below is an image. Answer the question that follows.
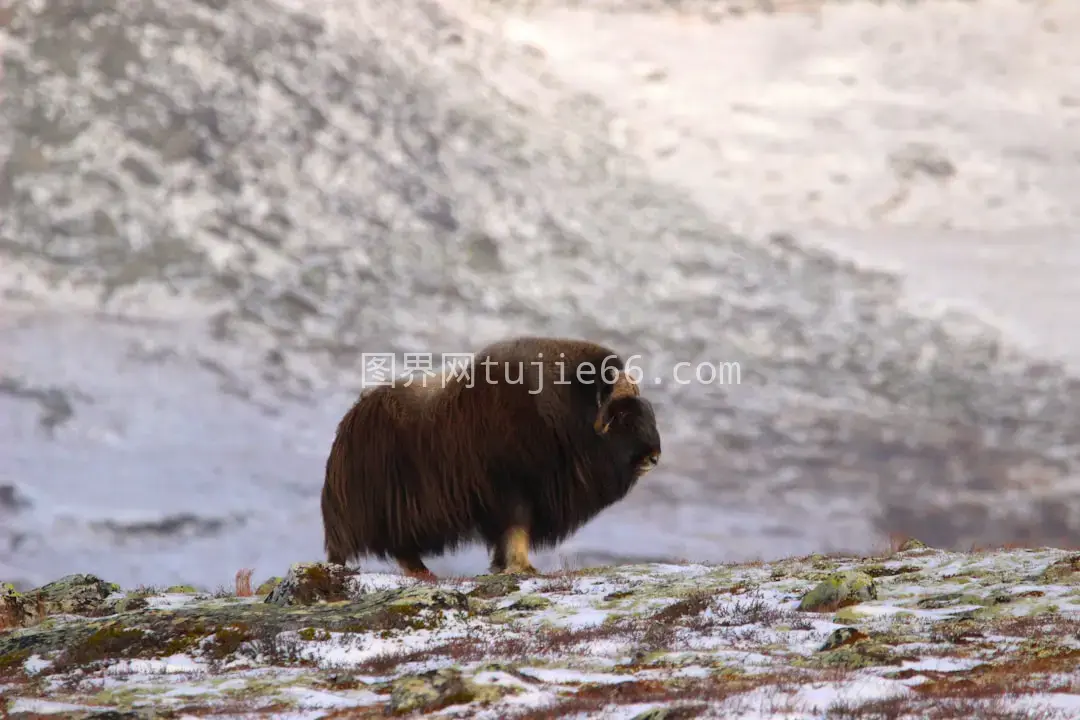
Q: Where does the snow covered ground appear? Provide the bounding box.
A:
[3,544,1080,718]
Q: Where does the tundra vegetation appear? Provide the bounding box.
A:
[3,539,1080,718]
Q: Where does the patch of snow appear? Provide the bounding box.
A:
[6,698,105,714]
[281,686,383,708]
[550,607,613,630]
[144,593,202,610]
[347,573,420,594]
[103,653,206,676]
[1013,692,1080,717]
[22,654,52,675]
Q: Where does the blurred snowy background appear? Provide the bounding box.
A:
[3,0,1080,590]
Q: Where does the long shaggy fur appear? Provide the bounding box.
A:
[320,336,662,576]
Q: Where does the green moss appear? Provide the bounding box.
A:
[0,648,31,671]
[92,686,145,709]
[256,577,283,596]
[208,624,253,659]
[298,627,331,642]
[61,625,150,666]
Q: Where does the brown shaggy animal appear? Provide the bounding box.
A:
[320,336,662,580]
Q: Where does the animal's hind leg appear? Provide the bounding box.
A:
[497,525,539,576]
[489,542,506,574]
[395,551,437,582]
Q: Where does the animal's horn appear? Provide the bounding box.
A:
[594,370,639,434]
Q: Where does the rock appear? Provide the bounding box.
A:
[469,575,521,599]
[508,594,552,611]
[859,563,921,578]
[35,574,119,616]
[1,582,35,628]
[897,538,930,552]
[103,596,151,614]
[916,592,967,609]
[798,571,877,612]
[819,627,869,652]
[383,586,473,620]
[814,640,905,670]
[2,574,118,628]
[264,562,360,606]
[0,582,471,662]
[389,667,502,714]
[630,707,704,720]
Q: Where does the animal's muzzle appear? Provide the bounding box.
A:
[637,451,660,476]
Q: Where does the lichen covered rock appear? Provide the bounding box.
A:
[264,562,360,606]
[389,667,503,714]
[1,574,119,629]
[254,577,283,596]
[1038,553,1080,584]
[797,570,878,612]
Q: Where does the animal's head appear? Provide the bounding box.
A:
[596,393,661,478]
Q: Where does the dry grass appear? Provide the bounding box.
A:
[508,669,819,719]
[532,574,576,594]
[828,693,1047,720]
[166,700,300,717]
[235,568,254,597]
[354,619,637,675]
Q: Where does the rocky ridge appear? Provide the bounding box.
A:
[3,542,1080,718]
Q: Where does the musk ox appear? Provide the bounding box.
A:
[320,336,662,580]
